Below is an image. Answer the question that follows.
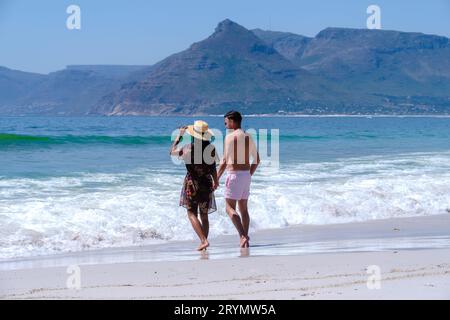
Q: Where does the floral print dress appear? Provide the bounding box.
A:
[178,142,217,214]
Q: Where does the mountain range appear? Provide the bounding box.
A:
[1,19,449,115]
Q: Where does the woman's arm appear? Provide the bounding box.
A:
[169,126,187,156]
[211,167,219,190]
[209,146,219,190]
[217,136,228,180]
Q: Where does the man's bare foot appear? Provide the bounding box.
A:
[197,240,209,251]
[245,236,250,248]
[240,236,249,248]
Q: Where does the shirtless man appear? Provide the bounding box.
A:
[217,111,260,248]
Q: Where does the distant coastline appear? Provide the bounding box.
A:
[2,113,450,118]
[208,113,450,118]
[1,19,449,116]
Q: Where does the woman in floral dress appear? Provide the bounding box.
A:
[170,120,218,251]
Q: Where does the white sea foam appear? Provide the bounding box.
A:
[1,152,450,259]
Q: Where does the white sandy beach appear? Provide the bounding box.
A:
[1,214,449,299]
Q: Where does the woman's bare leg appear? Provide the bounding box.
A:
[199,209,209,239]
[187,209,209,251]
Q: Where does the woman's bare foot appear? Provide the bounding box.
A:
[245,236,250,248]
[240,236,249,248]
[197,240,209,251]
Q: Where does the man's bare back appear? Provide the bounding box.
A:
[222,129,259,172]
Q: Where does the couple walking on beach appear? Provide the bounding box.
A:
[170,111,260,251]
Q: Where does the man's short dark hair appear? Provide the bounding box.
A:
[224,110,242,124]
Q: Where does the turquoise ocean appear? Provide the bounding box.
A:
[1,116,449,259]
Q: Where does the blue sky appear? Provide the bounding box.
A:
[1,0,449,74]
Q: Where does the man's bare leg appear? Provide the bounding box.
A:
[238,199,250,247]
[225,198,248,248]
[187,209,209,251]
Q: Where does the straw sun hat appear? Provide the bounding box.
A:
[186,120,214,141]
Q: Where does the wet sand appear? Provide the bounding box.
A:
[1,214,450,299]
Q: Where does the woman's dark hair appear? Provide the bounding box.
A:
[224,110,242,124]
